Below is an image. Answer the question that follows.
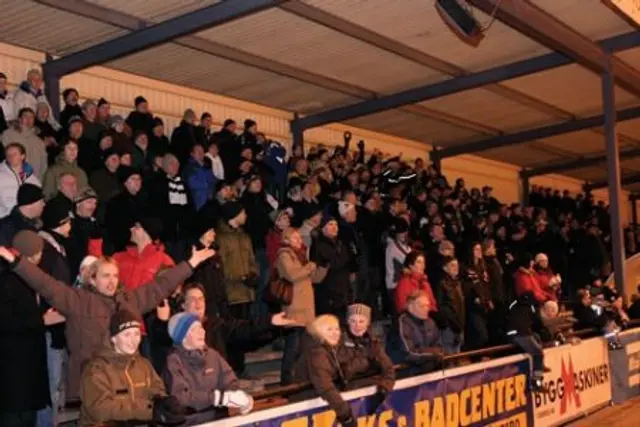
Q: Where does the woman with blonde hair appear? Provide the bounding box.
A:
[276,227,317,384]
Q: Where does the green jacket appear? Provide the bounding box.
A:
[42,152,88,199]
[215,221,257,305]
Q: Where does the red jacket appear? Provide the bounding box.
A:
[113,243,175,291]
[534,269,559,301]
[265,228,283,268]
[394,271,438,313]
[514,268,554,303]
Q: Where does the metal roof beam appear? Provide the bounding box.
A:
[523,147,640,178]
[294,30,640,130]
[42,0,283,77]
[588,173,640,190]
[435,105,640,159]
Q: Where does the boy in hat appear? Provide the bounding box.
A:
[163,312,253,416]
[0,182,45,246]
[80,310,184,427]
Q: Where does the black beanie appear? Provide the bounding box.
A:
[109,310,141,337]
[17,183,44,207]
[215,179,231,194]
[118,166,142,184]
[138,217,163,242]
[220,201,244,223]
[42,198,72,230]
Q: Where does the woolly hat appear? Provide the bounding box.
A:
[109,310,141,338]
[347,303,372,322]
[138,217,163,242]
[42,198,72,230]
[108,115,124,128]
[338,201,355,218]
[67,115,83,127]
[220,201,244,223]
[74,186,97,204]
[12,230,43,257]
[215,179,231,194]
[319,213,337,230]
[134,96,147,107]
[102,147,119,162]
[168,312,200,345]
[118,166,142,184]
[17,183,44,207]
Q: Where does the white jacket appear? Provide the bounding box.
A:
[0,92,15,122]
[0,161,41,218]
[1,126,48,181]
[13,82,60,129]
[206,152,225,180]
[385,237,411,290]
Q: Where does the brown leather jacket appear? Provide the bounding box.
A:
[79,348,165,427]
[11,257,192,400]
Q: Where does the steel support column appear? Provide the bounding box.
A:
[631,195,638,226]
[290,116,304,152]
[43,54,60,118]
[520,171,530,207]
[430,148,441,172]
[603,55,626,300]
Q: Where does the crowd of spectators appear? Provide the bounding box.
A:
[0,68,639,427]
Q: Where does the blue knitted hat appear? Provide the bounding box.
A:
[167,312,199,346]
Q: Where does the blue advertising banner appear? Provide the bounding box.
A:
[610,327,640,404]
[208,355,533,427]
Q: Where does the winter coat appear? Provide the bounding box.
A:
[1,125,48,181]
[13,81,59,129]
[514,268,554,303]
[436,273,465,333]
[215,221,257,305]
[214,129,240,181]
[125,111,155,138]
[42,152,89,200]
[264,141,287,185]
[205,153,225,180]
[79,347,166,427]
[485,255,507,305]
[0,269,50,413]
[386,312,442,366]
[0,205,41,246]
[385,237,411,290]
[9,257,192,400]
[104,191,150,253]
[505,297,551,342]
[170,121,201,166]
[113,243,175,291]
[188,250,229,319]
[82,118,106,144]
[534,268,560,301]
[145,173,194,242]
[184,158,215,211]
[341,331,395,393]
[0,161,41,218]
[573,303,608,331]
[77,136,106,175]
[394,271,437,313]
[293,339,353,421]
[265,228,283,267]
[276,246,317,325]
[0,90,15,124]
[65,215,100,279]
[309,234,354,315]
[241,191,274,250]
[89,167,121,206]
[60,104,83,131]
[463,262,493,314]
[163,346,239,412]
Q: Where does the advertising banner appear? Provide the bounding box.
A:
[532,337,611,426]
[609,327,640,404]
[208,355,533,427]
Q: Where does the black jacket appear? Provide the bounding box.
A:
[214,128,239,181]
[241,191,273,250]
[0,206,40,246]
[104,191,150,253]
[65,215,100,279]
[573,303,608,330]
[145,173,194,243]
[188,246,229,320]
[125,110,155,137]
[170,121,201,166]
[310,234,354,313]
[505,295,551,341]
[60,104,83,130]
[0,269,50,412]
[436,273,465,333]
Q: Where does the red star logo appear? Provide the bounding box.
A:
[560,356,581,414]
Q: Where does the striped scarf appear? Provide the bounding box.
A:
[168,175,188,206]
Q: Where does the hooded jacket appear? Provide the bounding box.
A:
[80,347,165,427]
[42,151,89,200]
[514,268,553,304]
[394,270,437,313]
[9,257,192,400]
[13,81,59,129]
[215,220,258,305]
[162,346,239,412]
[1,125,48,181]
[0,160,41,218]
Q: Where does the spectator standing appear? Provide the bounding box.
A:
[184,143,215,211]
[149,117,170,157]
[436,257,465,354]
[514,253,554,304]
[170,108,200,166]
[34,102,60,164]
[0,72,14,131]
[108,115,132,154]
[0,183,44,246]
[534,253,561,301]
[42,139,88,201]
[310,215,354,316]
[384,217,411,314]
[214,119,239,181]
[81,99,106,144]
[65,187,99,279]
[0,244,214,403]
[12,69,59,129]
[266,209,291,266]
[89,148,120,208]
[0,142,41,218]
[2,107,48,180]
[205,141,225,180]
[79,310,183,427]
[463,242,493,350]
[125,96,154,138]
[0,231,50,427]
[197,112,214,147]
[216,202,258,318]
[96,98,111,126]
[59,89,82,130]
[394,251,437,313]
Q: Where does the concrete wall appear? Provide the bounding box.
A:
[0,41,633,224]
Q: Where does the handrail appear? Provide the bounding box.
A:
[252,321,640,401]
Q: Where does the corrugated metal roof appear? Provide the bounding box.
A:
[530,130,611,155]
[0,1,125,55]
[502,63,638,116]
[86,0,220,23]
[482,143,563,166]
[303,0,552,72]
[198,8,449,95]
[107,44,358,114]
[534,0,634,40]
[419,87,557,133]
[565,166,611,182]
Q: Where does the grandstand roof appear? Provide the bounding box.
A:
[3,0,640,191]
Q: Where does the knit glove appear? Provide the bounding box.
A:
[212,390,254,415]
